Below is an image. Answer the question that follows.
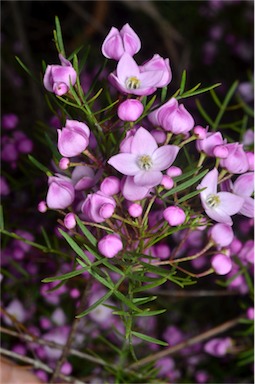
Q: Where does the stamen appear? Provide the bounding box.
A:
[137,155,153,170]
[206,194,220,208]
[126,76,141,90]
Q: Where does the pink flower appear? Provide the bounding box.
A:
[121,176,152,201]
[108,127,179,188]
[140,54,172,88]
[46,174,75,209]
[197,168,244,225]
[102,24,141,60]
[210,223,234,247]
[204,337,232,357]
[196,131,225,156]
[98,234,123,258]
[232,172,254,218]
[211,253,232,275]
[100,176,120,196]
[71,166,100,191]
[81,191,116,223]
[163,206,186,226]
[117,99,144,121]
[57,119,90,157]
[43,54,77,96]
[220,143,249,174]
[109,53,167,96]
[148,98,194,135]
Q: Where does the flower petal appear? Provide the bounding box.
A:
[217,192,244,215]
[152,145,179,171]
[108,153,139,175]
[205,206,233,226]
[116,53,139,82]
[134,170,163,187]
[239,196,254,218]
[131,127,158,155]
[198,168,218,198]
[233,172,254,197]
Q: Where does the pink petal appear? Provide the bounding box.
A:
[116,53,140,82]
[139,70,164,88]
[233,172,254,197]
[152,145,179,171]
[217,192,244,215]
[198,168,218,198]
[121,176,151,201]
[134,170,163,187]
[108,153,139,175]
[239,197,254,218]
[131,127,158,155]
[205,207,233,226]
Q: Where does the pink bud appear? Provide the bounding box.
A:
[2,113,19,130]
[151,129,167,144]
[246,151,254,171]
[59,157,70,170]
[99,203,115,219]
[161,175,174,189]
[213,145,229,159]
[194,125,207,139]
[210,223,234,247]
[64,213,76,229]
[204,337,232,357]
[100,176,120,195]
[38,201,47,213]
[211,253,232,275]
[98,234,123,258]
[57,119,90,157]
[128,203,143,218]
[166,166,182,177]
[60,362,72,375]
[153,243,171,260]
[246,307,254,320]
[46,174,75,210]
[220,143,249,174]
[117,99,144,121]
[163,206,186,226]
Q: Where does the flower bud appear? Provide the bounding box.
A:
[102,24,141,60]
[151,129,167,144]
[140,54,172,88]
[163,206,186,226]
[64,213,76,229]
[246,307,254,320]
[117,99,144,121]
[158,100,194,135]
[38,201,47,213]
[166,166,182,177]
[211,253,232,275]
[204,337,232,357]
[220,143,249,174]
[213,144,229,159]
[210,223,234,247]
[57,119,90,157]
[246,151,254,171]
[71,166,98,191]
[46,174,75,209]
[100,176,121,195]
[196,131,224,156]
[2,113,19,130]
[128,203,143,218]
[59,157,70,170]
[43,54,77,96]
[81,191,116,223]
[194,125,207,139]
[161,175,174,189]
[98,234,123,258]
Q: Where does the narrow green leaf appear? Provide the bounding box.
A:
[42,267,87,283]
[55,16,65,56]
[28,155,51,175]
[212,81,239,130]
[172,167,202,183]
[113,291,143,313]
[133,296,157,305]
[177,188,204,203]
[195,99,215,126]
[0,206,4,230]
[76,289,113,318]
[162,168,209,198]
[134,309,166,317]
[133,277,167,293]
[160,86,168,102]
[58,229,91,265]
[76,216,97,246]
[180,83,221,99]
[40,227,52,249]
[15,56,39,83]
[179,70,186,95]
[132,331,168,346]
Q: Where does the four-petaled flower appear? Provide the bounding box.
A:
[108,127,179,188]
[197,168,244,226]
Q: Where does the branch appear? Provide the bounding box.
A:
[128,315,244,370]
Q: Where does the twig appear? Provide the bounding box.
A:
[0,326,107,367]
[49,285,90,383]
[128,315,244,369]
[150,289,242,297]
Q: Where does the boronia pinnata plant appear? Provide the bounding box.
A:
[5,17,253,383]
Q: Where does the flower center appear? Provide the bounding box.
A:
[125,76,141,90]
[137,155,153,170]
[206,194,220,208]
